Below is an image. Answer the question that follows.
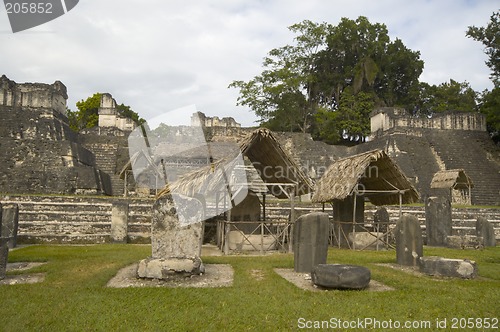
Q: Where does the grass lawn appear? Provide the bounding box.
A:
[1,245,499,331]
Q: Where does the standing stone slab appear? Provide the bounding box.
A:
[1,204,19,249]
[419,256,477,279]
[311,264,371,289]
[476,217,496,247]
[374,206,390,234]
[425,196,452,246]
[111,201,129,243]
[293,212,330,273]
[395,215,423,266]
[0,237,8,280]
[138,193,205,279]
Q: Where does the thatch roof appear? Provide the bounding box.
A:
[119,149,163,180]
[157,128,314,199]
[312,149,419,205]
[430,169,474,190]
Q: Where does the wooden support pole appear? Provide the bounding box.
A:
[262,194,266,222]
[289,189,295,253]
[224,208,231,255]
[352,194,357,250]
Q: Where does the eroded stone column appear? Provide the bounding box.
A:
[137,193,205,278]
[395,215,423,266]
[425,196,452,246]
[476,217,496,247]
[111,201,129,243]
[293,212,330,273]
[0,238,8,280]
[2,204,19,249]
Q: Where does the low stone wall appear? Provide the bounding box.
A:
[265,202,500,243]
[1,195,498,245]
[0,195,153,244]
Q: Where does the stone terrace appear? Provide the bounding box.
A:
[3,195,498,245]
[1,195,153,244]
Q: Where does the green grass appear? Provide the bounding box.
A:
[1,245,499,331]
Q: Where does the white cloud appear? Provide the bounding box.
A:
[1,0,497,126]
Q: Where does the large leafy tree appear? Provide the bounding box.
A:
[230,16,424,143]
[467,10,500,85]
[229,20,328,133]
[467,10,500,143]
[416,80,477,115]
[67,93,144,132]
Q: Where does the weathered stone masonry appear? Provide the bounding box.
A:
[0,75,110,195]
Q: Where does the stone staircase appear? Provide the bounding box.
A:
[0,195,153,243]
[425,130,500,206]
[354,132,442,200]
[85,143,125,196]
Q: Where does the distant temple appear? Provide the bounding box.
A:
[98,93,136,132]
[370,107,486,135]
[191,111,241,128]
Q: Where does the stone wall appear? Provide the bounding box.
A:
[371,107,487,134]
[0,75,67,116]
[98,93,135,131]
[354,129,500,206]
[3,194,498,244]
[0,76,110,195]
[191,111,241,128]
[0,195,152,243]
[265,201,500,243]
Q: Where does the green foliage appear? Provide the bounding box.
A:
[467,10,500,86]
[314,88,374,143]
[231,15,499,145]
[480,87,500,143]
[416,80,478,115]
[69,93,144,132]
[117,103,145,125]
[230,16,424,143]
[467,10,500,142]
[1,245,499,331]
[70,92,102,131]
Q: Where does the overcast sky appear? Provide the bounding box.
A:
[1,0,498,127]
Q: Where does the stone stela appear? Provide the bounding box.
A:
[293,212,330,273]
[137,193,205,279]
[425,196,452,246]
[395,215,423,266]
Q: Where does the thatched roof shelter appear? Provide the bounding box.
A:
[157,128,313,199]
[430,169,474,190]
[119,149,164,180]
[312,149,419,205]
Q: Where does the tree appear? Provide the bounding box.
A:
[415,80,477,115]
[68,92,102,131]
[467,10,500,85]
[467,10,500,143]
[479,87,500,144]
[230,17,424,143]
[68,93,144,132]
[229,20,328,132]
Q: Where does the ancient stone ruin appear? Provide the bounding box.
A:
[395,215,423,266]
[476,217,496,247]
[137,193,205,279]
[0,76,498,247]
[311,264,371,290]
[293,212,330,273]
[0,75,122,195]
[419,256,477,279]
[425,196,452,246]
